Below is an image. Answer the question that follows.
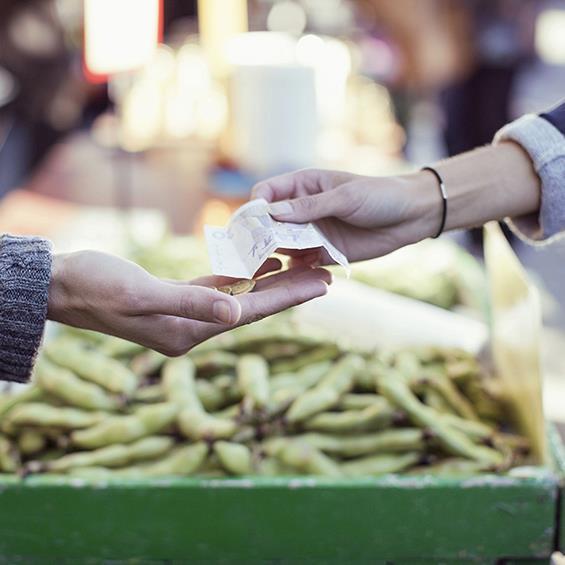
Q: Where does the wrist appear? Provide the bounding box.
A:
[429,143,539,233]
[403,142,540,240]
[48,254,71,322]
[401,171,444,243]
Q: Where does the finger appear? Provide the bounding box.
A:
[267,248,330,266]
[268,187,350,224]
[273,248,315,257]
[282,249,321,262]
[252,169,322,202]
[120,270,330,354]
[253,265,332,292]
[254,257,283,277]
[143,282,242,325]
[76,269,331,357]
[236,267,332,325]
[189,258,283,288]
[289,250,322,269]
[189,268,332,345]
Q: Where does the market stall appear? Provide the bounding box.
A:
[0,1,564,563]
[0,210,562,562]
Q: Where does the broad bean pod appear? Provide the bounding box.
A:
[7,403,106,429]
[286,355,365,423]
[214,441,253,475]
[35,360,120,412]
[341,452,421,476]
[303,402,397,434]
[297,428,425,458]
[38,436,174,473]
[377,370,503,466]
[46,338,138,396]
[237,354,270,413]
[71,403,178,449]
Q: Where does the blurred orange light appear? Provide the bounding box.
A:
[195,199,234,236]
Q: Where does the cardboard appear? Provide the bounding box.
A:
[484,222,546,463]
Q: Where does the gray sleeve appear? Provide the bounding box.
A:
[541,98,565,135]
[494,114,565,244]
[0,235,52,382]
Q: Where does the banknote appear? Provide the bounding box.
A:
[205,198,350,279]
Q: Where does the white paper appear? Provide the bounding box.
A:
[205,198,350,279]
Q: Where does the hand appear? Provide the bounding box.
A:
[252,143,541,266]
[48,251,331,356]
[252,168,436,265]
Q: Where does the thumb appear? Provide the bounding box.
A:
[144,283,242,325]
[268,189,346,224]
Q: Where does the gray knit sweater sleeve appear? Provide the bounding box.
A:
[494,100,565,243]
[0,235,52,382]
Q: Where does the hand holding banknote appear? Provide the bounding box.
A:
[205,198,349,279]
[252,142,541,266]
[252,169,427,266]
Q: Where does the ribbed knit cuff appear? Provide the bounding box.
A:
[0,235,52,382]
[494,114,565,244]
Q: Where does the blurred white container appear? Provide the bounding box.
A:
[230,63,318,175]
[225,32,319,176]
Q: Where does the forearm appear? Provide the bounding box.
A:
[409,141,541,239]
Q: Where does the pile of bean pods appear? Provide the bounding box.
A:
[0,316,530,479]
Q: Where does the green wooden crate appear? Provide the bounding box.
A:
[0,429,563,564]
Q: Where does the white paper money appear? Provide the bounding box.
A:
[205,198,350,279]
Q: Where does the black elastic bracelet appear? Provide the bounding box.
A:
[421,166,448,239]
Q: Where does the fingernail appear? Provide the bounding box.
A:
[268,201,293,217]
[213,300,234,324]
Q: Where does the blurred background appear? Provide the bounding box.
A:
[1,1,565,225]
[2,1,565,219]
[1,0,565,411]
